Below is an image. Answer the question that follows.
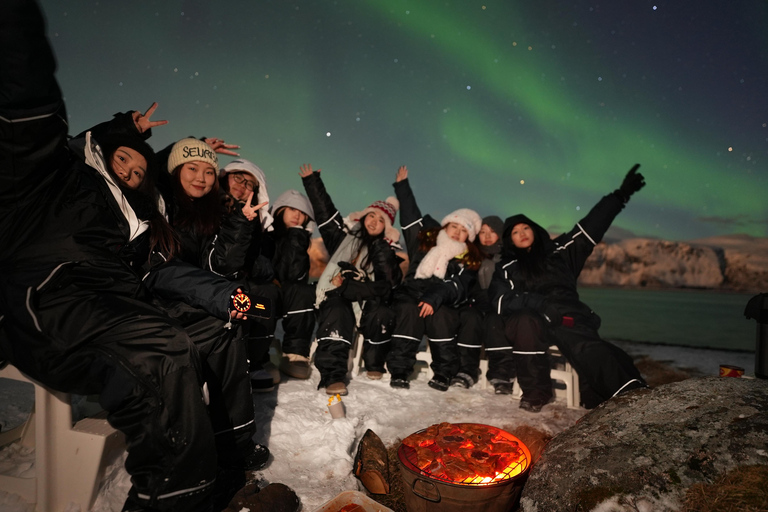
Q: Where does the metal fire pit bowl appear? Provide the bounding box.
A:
[397,423,531,512]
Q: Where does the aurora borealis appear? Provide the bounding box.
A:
[40,0,767,241]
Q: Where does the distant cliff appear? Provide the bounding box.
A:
[309,233,768,292]
[579,234,768,292]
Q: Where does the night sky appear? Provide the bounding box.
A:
[39,0,767,241]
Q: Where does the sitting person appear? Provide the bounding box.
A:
[386,166,483,390]
[301,164,403,395]
[0,3,297,510]
[488,165,648,411]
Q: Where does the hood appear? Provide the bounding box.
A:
[271,189,316,233]
[221,158,273,231]
[501,214,554,259]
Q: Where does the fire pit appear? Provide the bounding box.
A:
[397,423,531,512]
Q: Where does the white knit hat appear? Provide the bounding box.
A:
[440,208,482,242]
[167,138,219,173]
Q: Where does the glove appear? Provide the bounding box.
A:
[337,261,366,282]
[616,163,645,203]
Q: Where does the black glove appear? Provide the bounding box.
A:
[616,163,645,203]
[337,261,366,282]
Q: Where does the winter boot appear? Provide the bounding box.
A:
[428,374,450,392]
[221,444,271,471]
[326,381,348,396]
[491,379,513,395]
[279,353,312,379]
[228,482,301,512]
[449,372,475,389]
[390,374,410,389]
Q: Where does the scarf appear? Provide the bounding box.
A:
[415,230,466,280]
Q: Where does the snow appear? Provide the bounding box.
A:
[0,340,758,512]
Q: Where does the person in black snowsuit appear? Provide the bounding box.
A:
[488,165,648,411]
[450,215,505,389]
[216,158,285,391]
[387,166,484,391]
[0,3,290,510]
[301,164,403,395]
[269,190,318,380]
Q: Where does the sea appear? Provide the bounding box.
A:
[578,287,759,352]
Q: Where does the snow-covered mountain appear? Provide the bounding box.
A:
[579,234,768,292]
[309,232,768,292]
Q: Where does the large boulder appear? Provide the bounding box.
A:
[520,376,768,511]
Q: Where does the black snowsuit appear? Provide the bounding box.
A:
[267,224,316,358]
[487,192,646,408]
[386,179,478,381]
[0,4,253,510]
[302,172,402,386]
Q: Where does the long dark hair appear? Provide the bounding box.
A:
[417,226,483,271]
[100,136,179,260]
[349,213,386,270]
[171,164,221,237]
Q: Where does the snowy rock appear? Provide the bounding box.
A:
[519,376,768,512]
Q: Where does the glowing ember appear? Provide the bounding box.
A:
[400,423,531,486]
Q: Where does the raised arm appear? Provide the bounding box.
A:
[0,0,68,220]
[300,164,347,255]
[392,166,439,260]
[556,164,645,276]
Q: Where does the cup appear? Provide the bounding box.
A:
[719,365,744,378]
[328,401,346,419]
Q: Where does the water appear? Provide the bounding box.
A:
[578,287,757,352]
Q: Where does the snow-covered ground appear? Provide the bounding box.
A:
[0,340,757,512]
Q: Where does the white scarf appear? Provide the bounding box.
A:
[415,230,466,280]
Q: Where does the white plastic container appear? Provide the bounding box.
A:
[312,490,394,512]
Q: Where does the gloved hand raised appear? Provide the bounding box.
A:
[616,163,645,203]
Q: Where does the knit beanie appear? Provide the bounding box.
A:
[482,215,504,239]
[440,208,482,242]
[167,138,219,174]
[348,196,400,243]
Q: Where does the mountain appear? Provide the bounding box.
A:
[309,233,768,292]
[579,234,768,292]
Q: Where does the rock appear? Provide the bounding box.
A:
[519,376,768,512]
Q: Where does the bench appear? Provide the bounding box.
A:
[0,361,124,512]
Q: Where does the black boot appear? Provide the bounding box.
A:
[228,482,301,512]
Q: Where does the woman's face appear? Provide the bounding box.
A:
[364,211,387,237]
[478,224,499,247]
[444,222,469,243]
[110,146,147,190]
[282,206,308,228]
[511,223,535,251]
[178,161,217,198]
[227,172,258,202]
